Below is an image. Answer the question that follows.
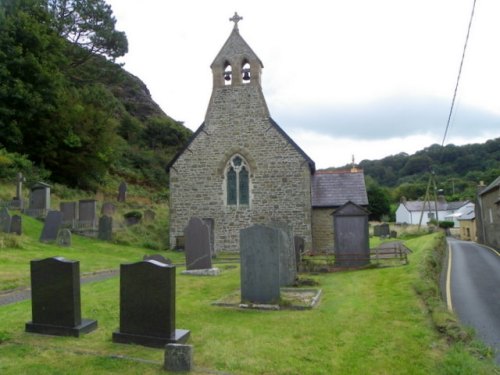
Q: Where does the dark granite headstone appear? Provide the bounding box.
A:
[98,215,113,241]
[0,207,11,233]
[101,202,116,216]
[78,199,97,227]
[25,257,97,337]
[294,236,305,271]
[184,217,212,270]
[143,209,155,222]
[143,254,172,265]
[240,225,281,304]
[40,211,63,242]
[10,215,22,235]
[269,221,296,286]
[117,181,127,202]
[60,201,78,227]
[112,260,190,348]
[57,229,72,247]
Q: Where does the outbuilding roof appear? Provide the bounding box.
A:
[401,200,470,212]
[311,170,368,208]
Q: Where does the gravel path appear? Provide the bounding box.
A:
[0,269,119,307]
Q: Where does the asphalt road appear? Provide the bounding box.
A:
[446,238,500,364]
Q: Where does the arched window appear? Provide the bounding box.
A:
[226,155,250,206]
[224,63,232,86]
[241,61,251,83]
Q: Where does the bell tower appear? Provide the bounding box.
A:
[210,12,263,88]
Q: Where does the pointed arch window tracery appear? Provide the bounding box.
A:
[226,155,250,206]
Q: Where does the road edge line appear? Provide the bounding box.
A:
[446,243,453,312]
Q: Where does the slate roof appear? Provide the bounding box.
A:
[478,176,500,196]
[311,170,368,208]
[457,209,475,221]
[401,200,469,212]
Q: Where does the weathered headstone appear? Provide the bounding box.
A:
[269,221,296,286]
[184,217,212,270]
[294,236,305,271]
[27,182,51,217]
[379,223,390,237]
[112,260,190,348]
[25,257,97,337]
[10,172,26,209]
[117,181,127,202]
[57,229,72,247]
[101,202,116,216]
[78,199,97,228]
[143,254,172,265]
[60,201,78,227]
[40,211,63,243]
[164,343,193,372]
[98,215,113,241]
[0,207,11,233]
[373,225,381,237]
[202,218,215,257]
[390,230,398,238]
[10,215,22,235]
[240,224,280,304]
[143,209,155,223]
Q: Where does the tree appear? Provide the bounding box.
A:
[365,177,391,221]
[47,0,128,63]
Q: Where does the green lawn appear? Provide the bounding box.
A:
[0,224,498,374]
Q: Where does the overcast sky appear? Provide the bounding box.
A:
[107,0,500,169]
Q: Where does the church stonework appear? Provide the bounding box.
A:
[168,14,314,252]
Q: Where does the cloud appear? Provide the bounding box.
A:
[272,95,500,141]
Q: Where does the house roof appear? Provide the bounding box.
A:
[311,170,368,208]
[401,200,470,212]
[478,176,500,196]
[457,209,475,221]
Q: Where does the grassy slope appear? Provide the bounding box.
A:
[0,230,498,374]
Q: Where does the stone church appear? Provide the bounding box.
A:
[167,14,368,253]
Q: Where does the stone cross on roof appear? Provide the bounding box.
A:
[229,12,243,30]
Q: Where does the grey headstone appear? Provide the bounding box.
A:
[143,254,172,265]
[0,207,11,233]
[29,182,51,210]
[60,202,78,226]
[101,202,116,216]
[117,181,127,202]
[143,209,155,222]
[78,199,97,226]
[164,343,193,372]
[184,217,212,270]
[269,221,296,286]
[373,225,381,237]
[25,257,97,337]
[240,224,281,304]
[202,218,215,257]
[15,172,25,200]
[294,236,305,271]
[10,215,22,235]
[390,230,398,238]
[112,260,190,348]
[40,211,63,242]
[57,229,72,247]
[379,223,390,237]
[98,215,113,241]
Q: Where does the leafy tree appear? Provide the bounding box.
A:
[365,177,391,221]
[142,117,191,150]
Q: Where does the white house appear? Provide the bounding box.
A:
[395,197,473,227]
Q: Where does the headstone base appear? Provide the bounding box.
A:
[164,343,193,372]
[25,318,97,337]
[112,329,190,348]
[181,268,220,276]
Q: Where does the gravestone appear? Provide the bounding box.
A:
[98,215,113,241]
[10,215,22,235]
[60,201,78,227]
[143,254,172,265]
[27,182,51,217]
[12,172,26,209]
[184,217,212,270]
[202,218,215,257]
[101,202,116,216]
[294,236,305,271]
[117,181,127,202]
[390,230,398,238]
[373,225,381,237]
[57,229,72,247]
[333,202,370,267]
[112,260,190,348]
[240,225,280,304]
[78,199,97,228]
[25,257,97,337]
[40,211,63,243]
[0,207,11,233]
[269,221,296,286]
[164,343,193,372]
[379,223,390,237]
[143,209,155,223]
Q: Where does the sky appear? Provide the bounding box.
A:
[107,0,500,169]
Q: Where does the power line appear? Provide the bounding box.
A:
[441,0,477,147]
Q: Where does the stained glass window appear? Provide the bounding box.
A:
[227,167,237,205]
[239,167,249,205]
[226,155,250,207]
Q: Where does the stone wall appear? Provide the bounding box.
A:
[170,85,312,252]
[311,208,334,253]
[478,188,500,249]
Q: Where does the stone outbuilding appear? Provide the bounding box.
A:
[167,14,368,253]
[476,176,500,249]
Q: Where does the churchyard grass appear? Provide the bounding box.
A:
[0,232,498,374]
